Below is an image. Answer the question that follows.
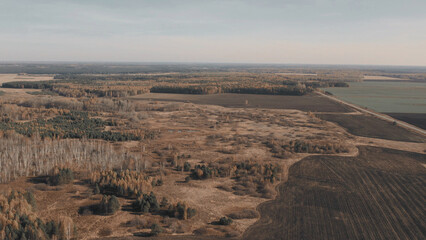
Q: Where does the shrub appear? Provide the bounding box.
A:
[108,196,120,214]
[94,183,100,194]
[23,191,37,210]
[132,192,159,213]
[98,227,113,237]
[99,195,121,215]
[187,208,197,219]
[150,223,163,236]
[183,162,191,171]
[218,217,233,225]
[50,168,74,186]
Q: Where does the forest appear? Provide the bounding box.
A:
[1,71,354,98]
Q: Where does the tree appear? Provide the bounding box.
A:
[50,168,73,186]
[94,184,100,194]
[176,202,187,220]
[187,208,197,219]
[183,162,191,172]
[219,217,233,225]
[100,195,109,214]
[23,191,36,210]
[160,197,168,208]
[108,196,120,214]
[99,195,120,215]
[150,223,163,236]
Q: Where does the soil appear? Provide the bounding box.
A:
[316,113,425,143]
[243,146,426,240]
[129,93,353,112]
[385,113,426,130]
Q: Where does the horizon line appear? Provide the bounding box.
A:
[1,60,426,68]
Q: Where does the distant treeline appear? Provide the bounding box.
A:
[305,81,349,88]
[2,81,150,98]
[3,81,313,96]
[2,81,55,89]
[2,73,349,97]
[150,85,311,95]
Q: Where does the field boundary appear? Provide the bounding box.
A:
[316,91,426,136]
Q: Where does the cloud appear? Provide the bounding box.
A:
[0,0,425,65]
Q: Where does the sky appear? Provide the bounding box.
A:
[0,0,425,65]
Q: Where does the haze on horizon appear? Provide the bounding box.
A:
[1,0,425,66]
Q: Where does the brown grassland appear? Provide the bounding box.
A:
[0,70,425,239]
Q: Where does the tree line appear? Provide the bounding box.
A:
[0,110,140,141]
[0,132,145,183]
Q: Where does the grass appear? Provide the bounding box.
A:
[321,81,426,113]
[26,90,57,96]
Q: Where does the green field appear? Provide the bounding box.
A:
[322,81,426,113]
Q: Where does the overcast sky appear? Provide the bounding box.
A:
[1,0,425,65]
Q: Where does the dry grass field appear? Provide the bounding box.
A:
[1,70,425,239]
[0,73,54,84]
[0,94,357,239]
[0,73,54,97]
[363,75,409,81]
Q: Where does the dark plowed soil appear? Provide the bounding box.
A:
[106,235,232,240]
[385,113,426,130]
[317,113,425,143]
[130,93,352,112]
[243,146,426,240]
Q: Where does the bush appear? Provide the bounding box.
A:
[94,183,100,194]
[218,217,233,225]
[50,168,73,186]
[184,162,191,172]
[132,192,159,213]
[98,227,113,237]
[99,195,121,215]
[23,191,37,210]
[108,196,120,214]
[150,223,163,236]
[187,208,197,219]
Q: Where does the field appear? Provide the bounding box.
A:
[321,81,426,114]
[386,113,426,130]
[316,113,425,143]
[0,73,54,85]
[129,93,352,113]
[0,65,425,239]
[0,73,54,97]
[243,146,426,240]
[363,75,408,81]
[0,92,356,239]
